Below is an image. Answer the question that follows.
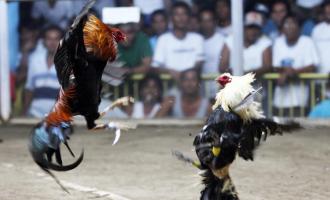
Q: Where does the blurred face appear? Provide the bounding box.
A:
[151,14,168,35]
[181,71,200,96]
[244,26,261,45]
[271,2,287,26]
[172,7,190,30]
[282,17,300,43]
[324,4,330,22]
[216,1,230,20]
[44,29,61,54]
[20,28,39,50]
[119,24,136,47]
[200,11,216,34]
[141,79,161,103]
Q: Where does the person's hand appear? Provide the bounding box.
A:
[277,73,288,86]
[161,96,175,110]
[121,67,132,75]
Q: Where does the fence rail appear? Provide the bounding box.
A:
[110,73,329,118]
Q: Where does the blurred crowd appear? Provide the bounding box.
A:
[6,0,330,119]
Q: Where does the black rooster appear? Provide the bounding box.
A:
[175,73,300,200]
[28,0,132,192]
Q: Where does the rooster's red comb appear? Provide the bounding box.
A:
[216,74,232,87]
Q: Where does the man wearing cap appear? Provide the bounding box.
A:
[220,11,272,78]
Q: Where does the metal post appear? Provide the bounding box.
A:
[231,0,244,76]
[0,0,11,121]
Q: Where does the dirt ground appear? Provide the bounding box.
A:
[0,125,329,200]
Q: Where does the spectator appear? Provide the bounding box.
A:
[308,78,330,118]
[272,15,319,116]
[215,0,232,37]
[252,3,270,27]
[312,0,330,74]
[221,12,272,78]
[16,22,40,87]
[165,68,211,118]
[293,0,323,21]
[152,2,204,81]
[291,0,324,36]
[149,9,169,52]
[23,25,63,118]
[100,73,166,119]
[199,8,225,98]
[31,0,74,29]
[14,22,40,115]
[263,0,290,41]
[117,23,152,74]
[129,73,165,118]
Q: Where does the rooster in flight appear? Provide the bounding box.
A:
[174,73,300,200]
[28,0,133,192]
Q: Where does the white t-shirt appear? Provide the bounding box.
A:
[272,36,319,108]
[312,22,330,73]
[131,102,161,118]
[134,0,164,15]
[216,25,232,37]
[32,1,74,29]
[25,44,60,118]
[297,0,323,8]
[226,34,272,72]
[202,32,225,74]
[152,32,204,71]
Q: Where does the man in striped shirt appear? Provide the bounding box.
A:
[23,25,63,118]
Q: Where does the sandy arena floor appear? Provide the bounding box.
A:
[0,125,329,200]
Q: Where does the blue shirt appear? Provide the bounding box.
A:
[308,99,330,118]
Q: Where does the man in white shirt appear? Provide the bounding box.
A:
[32,0,74,29]
[312,1,330,74]
[273,15,319,115]
[199,8,225,98]
[24,26,62,118]
[220,12,272,78]
[152,2,204,81]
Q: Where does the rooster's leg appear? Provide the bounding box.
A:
[91,122,122,145]
[99,96,134,118]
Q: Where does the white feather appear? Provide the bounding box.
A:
[213,73,264,122]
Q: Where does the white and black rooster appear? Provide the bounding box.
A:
[174,73,300,200]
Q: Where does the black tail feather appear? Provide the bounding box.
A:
[47,149,84,171]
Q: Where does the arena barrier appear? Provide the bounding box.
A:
[108,73,329,118]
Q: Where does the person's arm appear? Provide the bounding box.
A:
[219,44,230,73]
[128,57,151,74]
[193,60,203,74]
[249,46,272,78]
[131,33,153,74]
[23,89,33,115]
